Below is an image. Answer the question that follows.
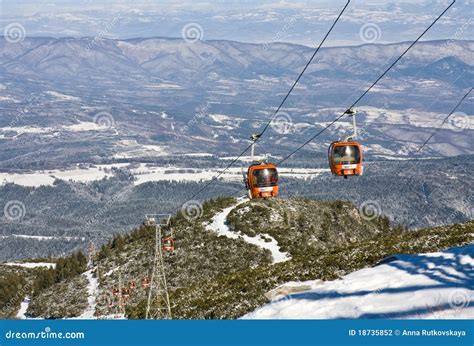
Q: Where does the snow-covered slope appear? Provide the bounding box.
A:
[244,244,474,319]
[206,198,291,263]
[4,262,56,269]
[15,296,31,319]
[75,268,99,319]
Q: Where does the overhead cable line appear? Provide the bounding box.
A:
[184,0,351,203]
[276,0,455,166]
[416,87,472,153]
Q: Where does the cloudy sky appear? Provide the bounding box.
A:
[1,0,472,46]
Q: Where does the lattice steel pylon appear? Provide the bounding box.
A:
[87,240,97,269]
[144,214,172,319]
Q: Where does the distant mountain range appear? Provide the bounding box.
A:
[0,37,472,168]
[1,37,472,84]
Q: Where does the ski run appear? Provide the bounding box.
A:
[15,296,31,319]
[75,268,99,319]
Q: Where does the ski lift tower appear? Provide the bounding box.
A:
[144,214,172,319]
[87,241,97,269]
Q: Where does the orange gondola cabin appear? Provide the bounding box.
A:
[328,141,363,178]
[245,162,279,199]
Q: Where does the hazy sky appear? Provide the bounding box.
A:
[1,0,472,46]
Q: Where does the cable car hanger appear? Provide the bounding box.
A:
[249,133,262,160]
[328,108,363,179]
[244,134,279,199]
[343,108,357,141]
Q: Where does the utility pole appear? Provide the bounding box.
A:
[118,269,126,316]
[144,214,172,319]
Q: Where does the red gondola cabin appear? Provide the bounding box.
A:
[141,277,150,289]
[162,236,175,253]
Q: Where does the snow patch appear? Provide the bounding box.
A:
[11,234,86,242]
[113,140,169,159]
[206,198,290,263]
[75,268,99,319]
[16,296,31,319]
[0,167,113,187]
[45,91,80,101]
[244,245,474,319]
[4,262,56,269]
[0,163,330,187]
[64,122,103,132]
[221,155,273,162]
